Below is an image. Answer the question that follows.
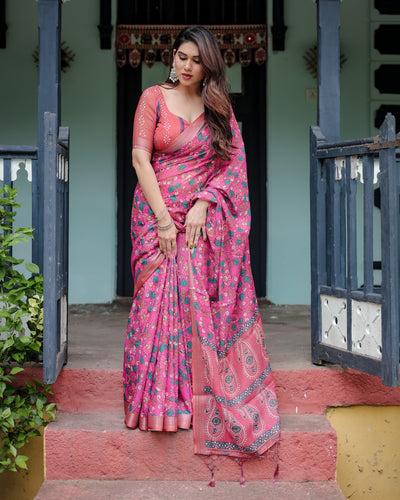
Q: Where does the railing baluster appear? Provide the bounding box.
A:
[331,158,343,288]
[32,157,40,266]
[3,158,11,188]
[363,154,374,295]
[346,155,357,291]
[346,155,357,352]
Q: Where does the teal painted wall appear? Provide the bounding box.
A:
[266,0,370,304]
[0,0,117,303]
[62,1,117,303]
[0,0,372,305]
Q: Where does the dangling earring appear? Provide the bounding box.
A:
[202,78,207,87]
[169,62,178,83]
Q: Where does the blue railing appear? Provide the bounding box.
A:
[42,113,69,383]
[0,113,69,383]
[310,113,400,387]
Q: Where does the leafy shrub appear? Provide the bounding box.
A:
[0,185,55,472]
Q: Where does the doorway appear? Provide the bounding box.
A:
[116,0,267,297]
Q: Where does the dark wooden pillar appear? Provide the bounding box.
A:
[0,0,7,48]
[271,0,287,51]
[35,0,62,270]
[317,0,341,141]
[98,0,113,49]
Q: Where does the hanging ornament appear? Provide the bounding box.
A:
[161,49,171,67]
[116,48,127,68]
[128,49,141,69]
[144,49,156,68]
[239,49,251,68]
[224,49,236,68]
[115,25,268,69]
[254,47,267,66]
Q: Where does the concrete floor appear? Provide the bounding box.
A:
[67,298,315,371]
[36,479,345,500]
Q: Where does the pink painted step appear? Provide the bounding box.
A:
[35,479,345,499]
[22,366,400,415]
[44,412,336,482]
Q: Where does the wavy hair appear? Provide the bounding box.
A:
[167,26,233,161]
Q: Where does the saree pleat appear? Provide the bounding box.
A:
[124,111,280,457]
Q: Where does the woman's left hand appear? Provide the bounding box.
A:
[185,199,209,248]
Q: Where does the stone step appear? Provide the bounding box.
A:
[35,479,345,499]
[22,366,400,415]
[44,412,336,482]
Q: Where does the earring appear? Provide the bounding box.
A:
[169,62,178,83]
[202,78,207,87]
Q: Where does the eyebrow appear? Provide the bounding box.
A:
[177,50,200,59]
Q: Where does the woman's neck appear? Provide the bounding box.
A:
[176,83,202,98]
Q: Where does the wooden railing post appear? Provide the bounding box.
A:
[36,0,62,271]
[379,113,400,387]
[310,125,327,364]
[42,113,69,384]
[317,0,341,142]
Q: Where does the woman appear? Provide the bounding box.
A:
[123,25,280,474]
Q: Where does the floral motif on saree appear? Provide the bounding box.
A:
[123,85,280,460]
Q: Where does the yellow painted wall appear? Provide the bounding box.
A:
[0,434,44,500]
[327,406,400,499]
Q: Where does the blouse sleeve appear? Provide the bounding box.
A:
[132,86,158,154]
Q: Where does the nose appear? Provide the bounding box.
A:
[184,59,192,71]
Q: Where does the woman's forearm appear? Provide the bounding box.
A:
[132,150,171,225]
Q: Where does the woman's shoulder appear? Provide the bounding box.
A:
[137,86,163,112]
[141,85,162,98]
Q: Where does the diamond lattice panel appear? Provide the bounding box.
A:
[321,295,348,349]
[351,300,382,359]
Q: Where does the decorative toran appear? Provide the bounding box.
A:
[115,24,267,69]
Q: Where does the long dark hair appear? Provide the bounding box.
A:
[167,26,233,161]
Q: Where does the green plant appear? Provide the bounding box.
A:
[0,185,55,473]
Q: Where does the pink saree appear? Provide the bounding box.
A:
[123,88,280,463]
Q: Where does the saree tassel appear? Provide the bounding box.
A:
[239,460,246,486]
[272,461,279,482]
[201,454,226,487]
[272,443,280,482]
[208,469,215,487]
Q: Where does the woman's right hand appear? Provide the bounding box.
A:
[157,217,178,259]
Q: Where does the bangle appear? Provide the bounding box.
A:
[157,220,174,231]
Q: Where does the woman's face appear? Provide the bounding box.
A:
[173,41,205,89]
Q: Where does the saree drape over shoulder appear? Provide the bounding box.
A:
[124,85,280,459]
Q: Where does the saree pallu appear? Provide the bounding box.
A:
[123,112,280,460]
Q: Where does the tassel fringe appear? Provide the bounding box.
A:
[200,442,279,487]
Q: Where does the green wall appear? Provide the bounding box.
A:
[266,0,370,304]
[0,0,372,305]
[62,1,117,303]
[0,0,117,304]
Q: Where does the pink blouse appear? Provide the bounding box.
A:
[132,85,198,154]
